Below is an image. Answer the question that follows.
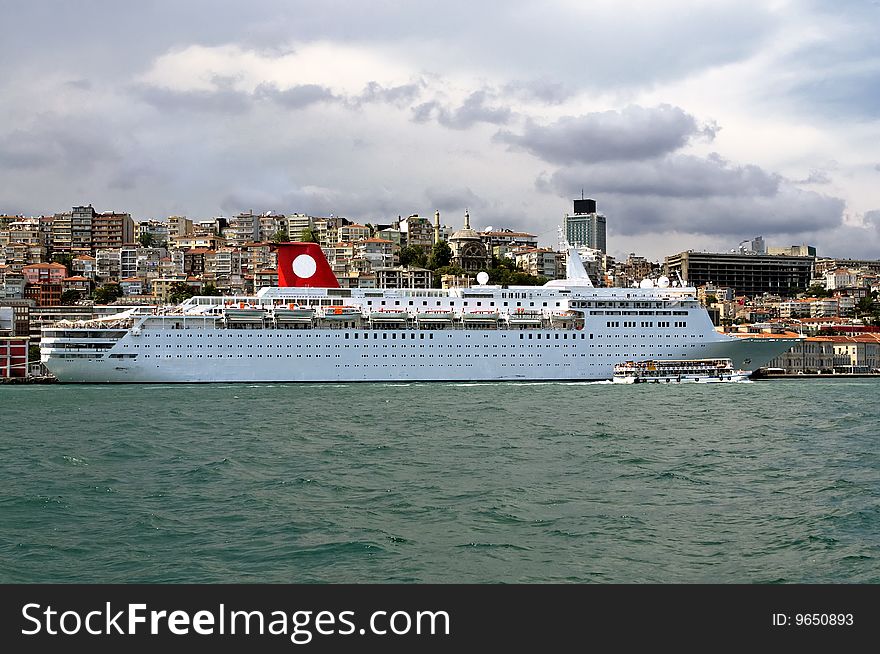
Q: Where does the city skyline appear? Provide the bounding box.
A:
[2,1,879,260]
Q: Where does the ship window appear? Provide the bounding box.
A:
[383,333,387,339]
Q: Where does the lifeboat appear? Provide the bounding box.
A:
[322,306,363,321]
[368,309,409,322]
[274,306,315,323]
[223,306,267,323]
[506,309,543,325]
[461,310,499,322]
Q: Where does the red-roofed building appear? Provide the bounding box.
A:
[22,262,68,284]
[357,238,396,267]
[119,277,144,296]
[62,276,91,294]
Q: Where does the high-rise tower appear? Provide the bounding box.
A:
[563,197,606,253]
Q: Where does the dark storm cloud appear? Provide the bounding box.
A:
[495,105,712,165]
[424,186,486,213]
[502,79,573,105]
[792,169,833,185]
[134,80,417,116]
[411,102,438,123]
[349,81,424,108]
[549,154,781,199]
[797,208,880,259]
[0,1,778,93]
[108,161,167,191]
[545,154,844,237]
[254,82,338,109]
[0,131,55,168]
[0,117,121,170]
[134,84,253,114]
[413,91,512,129]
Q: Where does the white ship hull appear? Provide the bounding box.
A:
[43,326,796,383]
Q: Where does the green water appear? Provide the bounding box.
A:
[1,380,878,583]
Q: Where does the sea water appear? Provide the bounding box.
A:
[1,380,877,583]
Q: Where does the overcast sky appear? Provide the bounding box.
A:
[2,0,879,260]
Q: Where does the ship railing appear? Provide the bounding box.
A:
[53,318,136,330]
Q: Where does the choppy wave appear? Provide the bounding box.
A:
[1,380,878,583]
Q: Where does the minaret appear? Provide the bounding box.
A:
[464,209,470,230]
[434,210,441,244]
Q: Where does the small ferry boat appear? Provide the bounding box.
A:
[612,358,751,384]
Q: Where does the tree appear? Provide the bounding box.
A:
[202,283,222,296]
[168,282,199,304]
[399,245,427,268]
[486,264,547,286]
[138,233,156,248]
[93,283,123,304]
[60,290,83,304]
[52,253,73,271]
[803,285,830,298]
[300,228,319,243]
[29,344,41,362]
[428,241,452,269]
[490,255,517,272]
[270,229,289,243]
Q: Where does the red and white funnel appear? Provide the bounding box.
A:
[275,242,340,288]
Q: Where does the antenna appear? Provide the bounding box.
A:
[581,188,584,200]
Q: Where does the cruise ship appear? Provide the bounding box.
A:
[40,243,798,383]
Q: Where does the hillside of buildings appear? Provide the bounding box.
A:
[3,202,880,377]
